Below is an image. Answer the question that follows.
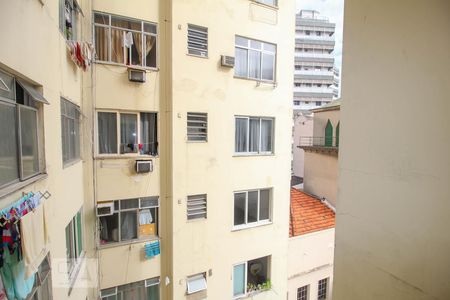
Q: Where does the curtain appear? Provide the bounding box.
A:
[120,211,137,241]
[140,113,157,155]
[249,118,260,152]
[98,112,117,154]
[235,48,248,77]
[131,32,142,66]
[248,50,261,79]
[145,35,156,68]
[235,118,248,152]
[95,26,109,61]
[260,119,273,152]
[120,114,137,154]
[111,28,125,64]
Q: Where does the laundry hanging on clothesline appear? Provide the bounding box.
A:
[66,41,95,71]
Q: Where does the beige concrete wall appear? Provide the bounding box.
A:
[303,152,338,206]
[313,109,339,141]
[334,0,450,299]
[293,113,313,178]
[0,0,96,299]
[169,0,294,299]
[287,229,334,300]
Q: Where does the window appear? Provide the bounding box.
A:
[27,254,53,300]
[61,98,80,165]
[59,0,79,40]
[186,273,207,295]
[65,209,83,277]
[93,12,157,68]
[255,0,277,6]
[187,112,207,142]
[97,111,158,155]
[0,69,47,189]
[233,189,271,228]
[297,285,308,300]
[235,36,276,82]
[187,194,207,220]
[318,278,328,300]
[100,277,160,300]
[187,24,208,57]
[294,101,300,105]
[315,101,322,106]
[98,197,159,245]
[233,256,270,298]
[235,117,274,154]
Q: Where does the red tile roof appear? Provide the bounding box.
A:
[290,188,335,237]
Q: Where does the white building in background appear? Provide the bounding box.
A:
[293,10,339,111]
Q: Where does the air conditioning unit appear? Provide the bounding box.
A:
[128,68,146,83]
[97,202,114,217]
[221,55,235,68]
[136,160,153,173]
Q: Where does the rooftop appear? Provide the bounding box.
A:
[289,188,335,237]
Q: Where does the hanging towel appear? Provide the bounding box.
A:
[124,32,134,48]
[20,204,47,278]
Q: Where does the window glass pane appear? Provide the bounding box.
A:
[235,48,248,77]
[111,28,125,64]
[145,35,157,68]
[111,17,141,31]
[247,191,258,223]
[65,222,74,271]
[119,283,146,299]
[120,211,137,241]
[94,13,109,25]
[247,256,269,286]
[248,50,261,79]
[144,23,157,34]
[249,118,260,152]
[95,26,109,61]
[0,103,19,186]
[120,114,137,154]
[261,119,273,152]
[262,53,275,81]
[250,40,262,50]
[235,36,248,47]
[234,193,246,226]
[130,32,143,66]
[235,118,248,153]
[263,43,276,52]
[98,112,117,154]
[120,198,139,209]
[0,70,15,100]
[259,190,270,221]
[76,211,83,255]
[146,283,159,300]
[20,106,39,178]
[233,264,245,296]
[140,113,157,155]
[100,213,119,244]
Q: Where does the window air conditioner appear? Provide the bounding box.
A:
[136,160,153,173]
[128,68,146,83]
[96,202,114,217]
[221,55,235,68]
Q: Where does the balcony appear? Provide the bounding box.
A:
[298,136,339,155]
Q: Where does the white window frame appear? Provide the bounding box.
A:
[234,116,274,155]
[95,110,158,157]
[93,12,158,69]
[100,277,160,299]
[97,197,160,247]
[232,256,271,299]
[0,69,46,190]
[65,209,83,280]
[318,278,329,300]
[59,0,80,40]
[297,285,309,300]
[234,36,276,82]
[253,0,278,7]
[186,273,207,295]
[61,97,81,167]
[187,24,208,58]
[232,188,272,231]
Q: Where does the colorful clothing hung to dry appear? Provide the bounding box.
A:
[66,41,95,71]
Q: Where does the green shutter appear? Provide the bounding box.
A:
[336,122,340,147]
[76,211,83,256]
[325,119,333,147]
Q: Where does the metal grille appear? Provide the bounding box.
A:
[187,194,207,220]
[297,285,308,300]
[188,24,208,57]
[318,278,328,300]
[187,112,207,141]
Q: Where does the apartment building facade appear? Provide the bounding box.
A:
[293,10,339,111]
[0,0,294,299]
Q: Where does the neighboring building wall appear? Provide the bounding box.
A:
[312,109,339,141]
[169,1,294,299]
[292,112,313,178]
[334,1,450,299]
[303,152,338,206]
[288,229,335,300]
[0,0,96,299]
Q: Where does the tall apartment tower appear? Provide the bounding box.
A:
[0,0,294,299]
[293,10,339,111]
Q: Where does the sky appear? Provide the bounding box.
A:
[295,0,345,70]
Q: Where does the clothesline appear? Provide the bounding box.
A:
[0,191,50,228]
